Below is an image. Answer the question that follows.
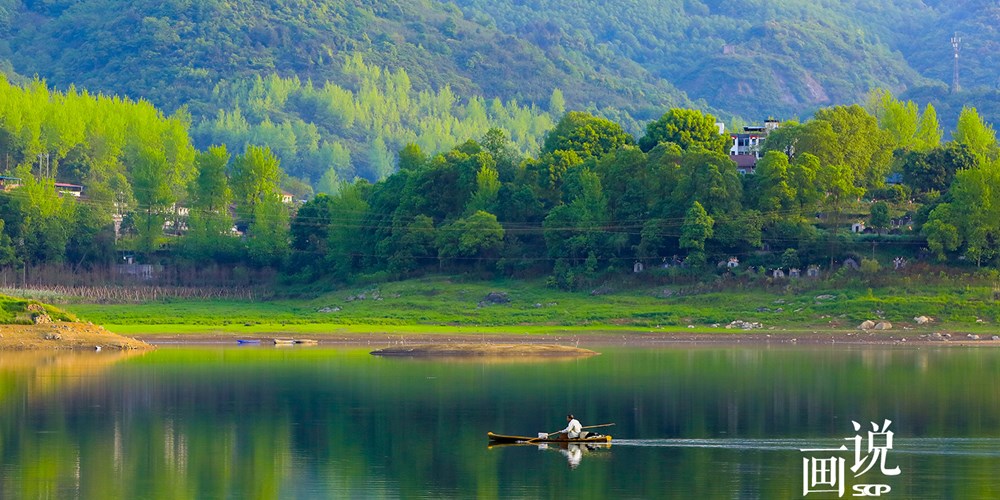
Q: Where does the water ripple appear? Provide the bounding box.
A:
[613,438,1000,457]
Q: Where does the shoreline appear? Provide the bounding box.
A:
[131,330,1000,348]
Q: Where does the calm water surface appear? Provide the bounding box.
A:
[1,345,999,499]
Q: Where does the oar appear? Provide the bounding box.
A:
[525,423,616,443]
[526,430,560,443]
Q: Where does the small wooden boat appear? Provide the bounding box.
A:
[487,431,612,444]
[237,339,261,345]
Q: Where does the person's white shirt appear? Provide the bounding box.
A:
[560,418,582,438]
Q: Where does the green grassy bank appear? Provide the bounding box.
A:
[32,277,998,336]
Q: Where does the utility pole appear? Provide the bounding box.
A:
[36,152,50,179]
[951,32,961,94]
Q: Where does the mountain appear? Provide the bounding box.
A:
[0,0,995,183]
[0,0,696,123]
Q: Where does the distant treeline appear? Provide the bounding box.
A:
[0,77,997,288]
[191,55,559,195]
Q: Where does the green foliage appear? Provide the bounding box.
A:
[638,109,728,154]
[192,59,557,185]
[680,201,713,253]
[926,158,1000,266]
[230,145,281,224]
[953,107,998,162]
[869,202,890,235]
[902,143,976,196]
[0,295,75,324]
[813,105,894,189]
[541,111,633,159]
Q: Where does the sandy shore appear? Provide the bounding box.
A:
[0,322,152,351]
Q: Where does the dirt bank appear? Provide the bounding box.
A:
[0,322,152,351]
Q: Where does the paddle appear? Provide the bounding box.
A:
[525,423,616,443]
[526,430,560,443]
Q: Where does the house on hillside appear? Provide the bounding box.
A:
[728,118,780,174]
[0,175,21,191]
[54,182,83,197]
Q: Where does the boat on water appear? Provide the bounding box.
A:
[237,339,261,345]
[487,431,612,444]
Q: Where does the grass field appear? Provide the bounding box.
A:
[38,276,999,336]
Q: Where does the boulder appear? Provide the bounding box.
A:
[858,320,876,330]
[726,320,763,330]
[914,316,932,325]
[967,334,981,340]
[479,292,510,306]
[874,321,893,330]
[32,313,52,325]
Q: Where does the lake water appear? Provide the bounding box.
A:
[1,345,999,499]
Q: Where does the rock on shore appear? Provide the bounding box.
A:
[0,322,152,351]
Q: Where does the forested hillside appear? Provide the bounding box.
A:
[0,0,695,121]
[190,56,558,191]
[0,0,995,189]
[2,2,995,121]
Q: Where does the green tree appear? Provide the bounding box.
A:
[953,106,998,162]
[326,181,370,279]
[869,201,890,236]
[867,89,940,152]
[437,210,505,270]
[915,103,942,151]
[397,143,428,172]
[752,151,796,213]
[541,111,632,160]
[549,88,566,117]
[638,108,728,154]
[467,165,500,214]
[317,168,342,195]
[130,148,174,255]
[230,145,282,224]
[671,148,742,217]
[902,143,977,196]
[245,194,289,267]
[182,146,236,261]
[680,201,713,253]
[813,105,894,189]
[542,168,609,263]
[290,193,335,254]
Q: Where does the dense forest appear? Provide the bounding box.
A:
[0,76,997,288]
[0,0,995,196]
[190,55,559,193]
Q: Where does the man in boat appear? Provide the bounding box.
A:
[558,414,583,439]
